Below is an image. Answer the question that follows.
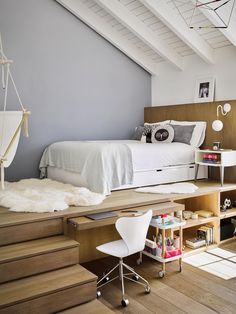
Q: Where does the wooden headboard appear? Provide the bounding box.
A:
[144,100,236,182]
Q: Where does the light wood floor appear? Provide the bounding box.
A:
[84,241,236,314]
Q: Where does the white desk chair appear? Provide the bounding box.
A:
[96,209,152,307]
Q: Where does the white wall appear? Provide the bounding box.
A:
[152,46,236,106]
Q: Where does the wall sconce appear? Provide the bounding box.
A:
[212,103,231,132]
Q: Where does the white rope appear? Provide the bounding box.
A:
[8,69,25,111]
[0,162,5,190]
[3,63,9,111]
[0,33,25,111]
[0,34,5,89]
[0,33,28,189]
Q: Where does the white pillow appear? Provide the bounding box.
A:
[144,120,170,126]
[170,120,206,148]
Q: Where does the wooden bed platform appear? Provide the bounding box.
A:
[1,180,236,227]
[0,180,236,313]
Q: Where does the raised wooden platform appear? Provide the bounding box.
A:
[1,180,236,312]
[1,180,236,228]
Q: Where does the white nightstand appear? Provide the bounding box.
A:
[195,149,236,186]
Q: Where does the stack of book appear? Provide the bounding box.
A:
[197,224,214,245]
[185,224,214,249]
[202,153,220,164]
[185,238,206,249]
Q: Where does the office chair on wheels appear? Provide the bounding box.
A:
[96,210,152,307]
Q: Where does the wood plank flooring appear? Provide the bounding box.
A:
[84,242,236,314]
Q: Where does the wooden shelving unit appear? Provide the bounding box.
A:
[176,183,236,256]
[220,207,236,219]
[179,216,218,230]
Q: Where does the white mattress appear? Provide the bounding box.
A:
[122,140,195,171]
[47,140,196,189]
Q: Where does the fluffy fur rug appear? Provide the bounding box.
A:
[0,179,105,213]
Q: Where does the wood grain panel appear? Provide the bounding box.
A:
[0,235,78,263]
[58,300,114,314]
[0,265,96,310]
[0,282,96,314]
[144,100,236,182]
[0,218,63,246]
[0,247,79,284]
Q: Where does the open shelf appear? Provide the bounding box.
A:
[182,216,218,229]
[183,243,217,257]
[219,237,236,245]
[220,207,236,219]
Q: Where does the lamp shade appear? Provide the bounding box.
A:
[212,119,223,132]
[223,103,231,113]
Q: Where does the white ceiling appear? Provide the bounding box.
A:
[57,0,236,74]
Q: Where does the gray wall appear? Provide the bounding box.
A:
[0,0,151,180]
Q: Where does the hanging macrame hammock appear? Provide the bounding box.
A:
[0,34,30,189]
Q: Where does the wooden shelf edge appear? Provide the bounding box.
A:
[219,237,236,245]
[182,216,218,230]
[220,207,236,219]
[183,243,218,257]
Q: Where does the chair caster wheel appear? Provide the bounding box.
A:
[137,258,142,265]
[97,291,101,298]
[145,286,151,294]
[132,274,139,281]
[158,270,165,278]
[121,298,129,307]
[103,276,110,283]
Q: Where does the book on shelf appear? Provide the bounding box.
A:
[185,238,206,249]
[197,225,214,245]
[202,153,221,164]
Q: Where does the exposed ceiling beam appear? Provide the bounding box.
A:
[191,0,236,46]
[140,0,214,64]
[56,0,159,75]
[95,0,183,70]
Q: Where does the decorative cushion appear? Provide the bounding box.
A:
[171,124,196,145]
[151,125,174,143]
[143,124,157,143]
[133,126,144,140]
[170,120,206,147]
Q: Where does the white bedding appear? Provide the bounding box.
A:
[122,140,195,171]
[46,140,196,191]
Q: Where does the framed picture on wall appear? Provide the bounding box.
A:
[194,76,215,103]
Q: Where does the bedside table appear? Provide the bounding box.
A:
[195,149,236,186]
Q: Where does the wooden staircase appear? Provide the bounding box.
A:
[0,216,100,313]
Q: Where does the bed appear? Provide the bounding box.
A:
[40,136,207,195]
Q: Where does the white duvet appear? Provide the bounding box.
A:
[110,140,196,171]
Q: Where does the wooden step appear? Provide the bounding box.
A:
[0,218,63,246]
[0,264,97,314]
[59,299,114,313]
[0,235,79,283]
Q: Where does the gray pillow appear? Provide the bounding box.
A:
[171,124,195,145]
[133,126,144,140]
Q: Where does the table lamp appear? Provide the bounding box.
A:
[212,103,231,132]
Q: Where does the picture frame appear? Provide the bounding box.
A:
[194,76,215,103]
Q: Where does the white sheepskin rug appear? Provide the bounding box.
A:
[135,182,199,194]
[0,179,105,213]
